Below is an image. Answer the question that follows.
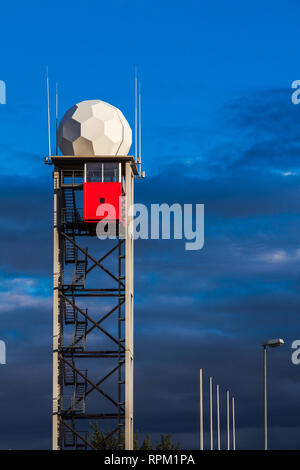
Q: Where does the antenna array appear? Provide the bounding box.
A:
[135,68,145,178]
[46,67,52,158]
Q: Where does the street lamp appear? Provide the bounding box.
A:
[262,338,284,450]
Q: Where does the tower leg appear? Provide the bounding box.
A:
[53,170,61,450]
[125,162,134,450]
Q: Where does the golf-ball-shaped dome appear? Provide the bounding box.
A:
[57,100,132,156]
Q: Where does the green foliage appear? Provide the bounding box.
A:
[138,434,154,450]
[89,422,123,450]
[89,424,180,450]
[156,433,180,450]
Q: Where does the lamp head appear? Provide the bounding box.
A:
[262,338,284,348]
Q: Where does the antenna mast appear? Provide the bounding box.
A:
[46,67,52,157]
[55,83,58,155]
[135,67,138,164]
[134,67,144,177]
[138,82,142,177]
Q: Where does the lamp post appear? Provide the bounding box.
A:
[199,369,203,450]
[209,376,213,450]
[262,338,284,450]
[226,390,230,450]
[217,384,220,450]
[232,396,236,450]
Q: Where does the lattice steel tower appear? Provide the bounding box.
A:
[47,98,142,450]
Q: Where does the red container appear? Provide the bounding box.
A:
[83,182,122,223]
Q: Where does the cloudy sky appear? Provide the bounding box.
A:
[1,0,300,450]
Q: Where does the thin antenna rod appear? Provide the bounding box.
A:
[138,81,142,177]
[199,369,203,450]
[227,390,230,450]
[209,376,213,450]
[46,67,52,157]
[232,397,236,450]
[135,67,138,164]
[217,384,221,450]
[55,83,58,155]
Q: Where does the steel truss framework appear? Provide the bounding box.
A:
[51,156,135,450]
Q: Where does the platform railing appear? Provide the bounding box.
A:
[60,170,84,187]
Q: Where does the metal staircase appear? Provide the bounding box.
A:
[63,298,76,324]
[62,296,88,351]
[72,256,87,287]
[64,362,76,386]
[64,426,75,448]
[63,236,76,264]
[63,187,77,224]
[63,427,88,449]
[63,363,87,413]
[72,318,87,350]
[73,374,87,413]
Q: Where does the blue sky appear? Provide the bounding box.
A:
[1,0,300,450]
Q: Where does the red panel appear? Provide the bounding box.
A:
[83,182,122,222]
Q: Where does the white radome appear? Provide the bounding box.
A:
[57,100,132,156]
